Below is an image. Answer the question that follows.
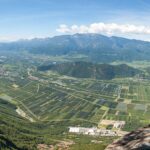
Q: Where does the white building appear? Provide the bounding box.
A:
[113,121,125,129]
[69,127,117,136]
[69,127,80,133]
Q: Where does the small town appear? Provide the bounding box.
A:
[69,126,128,137]
[69,127,118,136]
[69,120,128,137]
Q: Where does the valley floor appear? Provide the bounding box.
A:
[0,54,149,149]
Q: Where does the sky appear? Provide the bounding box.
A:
[0,0,150,41]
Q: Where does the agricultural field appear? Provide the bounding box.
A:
[1,70,149,129]
[0,53,150,149]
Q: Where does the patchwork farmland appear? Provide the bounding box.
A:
[0,54,150,149]
[0,66,149,131]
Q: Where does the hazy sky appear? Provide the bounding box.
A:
[0,0,150,41]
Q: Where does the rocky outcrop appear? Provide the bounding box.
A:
[105,125,150,150]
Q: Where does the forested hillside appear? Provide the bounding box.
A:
[38,62,141,79]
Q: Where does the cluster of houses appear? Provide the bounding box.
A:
[69,127,118,136]
[0,68,8,76]
[28,75,48,84]
[99,120,125,129]
[0,64,19,79]
[69,120,127,137]
[113,121,125,129]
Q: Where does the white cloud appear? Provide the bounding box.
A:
[56,22,150,36]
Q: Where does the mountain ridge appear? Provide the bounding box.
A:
[1,33,150,62]
[38,61,141,80]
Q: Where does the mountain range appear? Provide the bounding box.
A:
[1,34,150,62]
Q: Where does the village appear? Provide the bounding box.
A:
[69,120,128,137]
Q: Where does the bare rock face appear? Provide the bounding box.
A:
[105,125,150,150]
